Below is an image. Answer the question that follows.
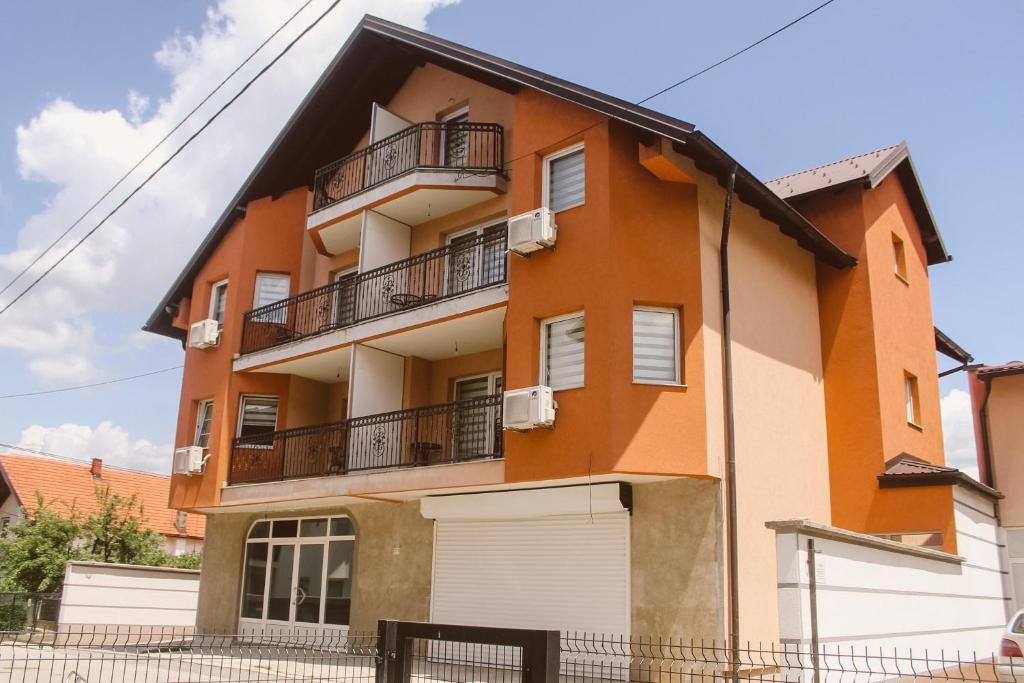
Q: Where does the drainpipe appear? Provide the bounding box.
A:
[979,378,998,499]
[719,165,740,670]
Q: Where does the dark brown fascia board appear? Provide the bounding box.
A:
[978,365,1024,381]
[934,326,974,364]
[878,471,1003,499]
[143,14,857,339]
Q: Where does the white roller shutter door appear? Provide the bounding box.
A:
[430,511,629,634]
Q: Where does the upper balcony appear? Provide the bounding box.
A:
[308,121,506,254]
[239,226,507,357]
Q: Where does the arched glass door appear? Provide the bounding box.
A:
[240,516,355,630]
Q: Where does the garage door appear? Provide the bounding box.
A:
[426,486,630,634]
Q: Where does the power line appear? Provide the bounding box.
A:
[0,0,318,300]
[0,365,182,400]
[0,0,343,318]
[498,0,841,173]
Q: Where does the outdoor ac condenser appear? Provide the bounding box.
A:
[188,319,220,349]
[507,208,557,255]
[172,446,207,475]
[502,385,556,430]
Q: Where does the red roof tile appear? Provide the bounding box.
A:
[0,453,204,540]
[976,361,1024,379]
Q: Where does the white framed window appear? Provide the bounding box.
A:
[904,372,920,426]
[441,106,469,166]
[332,267,358,327]
[893,233,908,282]
[237,395,279,445]
[194,400,214,449]
[540,311,585,391]
[445,220,508,294]
[240,515,355,627]
[209,279,229,325]
[452,371,503,460]
[252,273,290,324]
[633,306,681,384]
[542,143,585,213]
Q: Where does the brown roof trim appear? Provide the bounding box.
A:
[975,362,1024,380]
[935,327,973,365]
[878,470,1003,500]
[143,15,855,339]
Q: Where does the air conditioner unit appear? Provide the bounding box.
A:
[173,446,207,475]
[508,208,556,255]
[502,385,556,431]
[188,319,220,349]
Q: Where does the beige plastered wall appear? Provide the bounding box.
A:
[673,154,832,643]
[195,501,433,633]
[990,375,1024,527]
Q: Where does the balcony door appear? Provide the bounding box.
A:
[441,108,469,167]
[331,268,357,328]
[453,372,502,461]
[445,222,507,296]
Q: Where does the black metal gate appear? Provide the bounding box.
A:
[376,620,560,683]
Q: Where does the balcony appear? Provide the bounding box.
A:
[228,394,503,486]
[240,227,508,356]
[308,122,506,253]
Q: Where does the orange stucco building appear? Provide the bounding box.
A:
[144,17,983,641]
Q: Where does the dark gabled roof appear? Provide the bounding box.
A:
[935,327,973,365]
[144,15,855,340]
[765,142,951,266]
[877,453,1002,499]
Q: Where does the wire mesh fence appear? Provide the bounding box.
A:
[0,624,1018,683]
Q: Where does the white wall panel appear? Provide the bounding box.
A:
[58,562,199,628]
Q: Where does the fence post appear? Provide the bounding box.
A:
[522,629,561,683]
[376,619,396,683]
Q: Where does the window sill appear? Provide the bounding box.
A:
[550,385,584,393]
[907,420,923,432]
[894,272,909,286]
[633,381,687,389]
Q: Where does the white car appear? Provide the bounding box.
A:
[998,609,1024,681]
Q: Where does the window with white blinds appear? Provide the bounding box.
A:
[254,273,290,309]
[544,145,585,212]
[542,313,585,390]
[632,307,680,384]
[209,279,228,325]
[194,400,214,448]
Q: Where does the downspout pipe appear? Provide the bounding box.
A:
[720,165,740,666]
[979,378,997,496]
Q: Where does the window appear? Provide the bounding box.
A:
[253,273,290,324]
[633,307,680,384]
[442,107,469,166]
[194,400,214,448]
[237,396,279,444]
[904,372,921,426]
[241,516,355,626]
[541,312,585,390]
[446,221,508,294]
[209,279,229,325]
[453,371,503,460]
[332,268,358,327]
[893,234,907,281]
[543,144,585,212]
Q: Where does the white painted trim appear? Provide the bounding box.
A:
[542,142,585,212]
[236,394,280,438]
[209,278,229,322]
[420,483,626,521]
[632,305,681,385]
[194,399,213,448]
[539,310,585,391]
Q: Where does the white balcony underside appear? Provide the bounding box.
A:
[308,170,507,254]
[233,285,507,382]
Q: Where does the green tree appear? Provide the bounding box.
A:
[84,485,165,566]
[0,494,83,593]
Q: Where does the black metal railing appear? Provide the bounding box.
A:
[229,394,503,485]
[0,593,60,631]
[240,227,507,355]
[311,121,504,212]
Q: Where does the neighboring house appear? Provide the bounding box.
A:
[0,453,205,556]
[970,361,1024,607]
[141,16,998,641]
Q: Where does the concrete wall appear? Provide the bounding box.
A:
[772,487,1008,655]
[630,479,724,638]
[195,501,433,633]
[987,374,1024,526]
[59,562,199,628]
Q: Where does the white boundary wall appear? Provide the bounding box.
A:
[58,561,199,627]
[771,485,1011,656]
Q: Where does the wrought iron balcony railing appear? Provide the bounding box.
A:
[239,227,507,355]
[311,121,504,213]
[229,394,503,485]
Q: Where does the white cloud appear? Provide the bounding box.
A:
[941,388,979,480]
[27,354,98,385]
[17,421,173,474]
[0,0,457,382]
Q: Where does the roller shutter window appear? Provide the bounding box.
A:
[546,145,585,213]
[543,313,584,390]
[632,307,680,384]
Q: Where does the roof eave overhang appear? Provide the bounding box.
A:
[878,471,1003,499]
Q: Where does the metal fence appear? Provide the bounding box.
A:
[239,227,508,355]
[229,394,503,485]
[311,121,504,213]
[0,623,1017,683]
[0,594,60,632]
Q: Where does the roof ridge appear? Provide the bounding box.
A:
[766,144,902,185]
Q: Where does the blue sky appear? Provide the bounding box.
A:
[0,0,1019,473]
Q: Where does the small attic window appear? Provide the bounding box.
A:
[893,233,908,282]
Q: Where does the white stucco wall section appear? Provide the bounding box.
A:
[58,562,200,628]
[771,492,1009,655]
